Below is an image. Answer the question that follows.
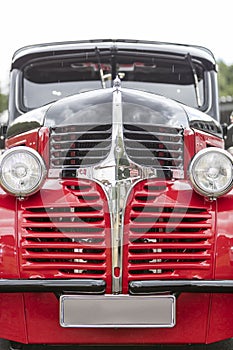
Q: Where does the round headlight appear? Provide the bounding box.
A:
[189,147,233,198]
[0,146,47,197]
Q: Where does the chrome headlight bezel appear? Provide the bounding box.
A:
[189,147,233,198]
[0,146,47,197]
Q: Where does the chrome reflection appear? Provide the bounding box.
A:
[76,77,160,293]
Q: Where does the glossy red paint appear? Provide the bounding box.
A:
[0,190,18,278]
[23,292,210,344]
[194,129,224,152]
[37,127,50,166]
[214,191,233,279]
[0,191,28,343]
[207,294,233,343]
[183,128,195,178]
[5,129,39,150]
[0,290,231,344]
[0,294,27,343]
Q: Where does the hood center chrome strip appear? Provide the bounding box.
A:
[76,78,159,293]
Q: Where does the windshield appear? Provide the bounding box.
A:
[22,53,205,110]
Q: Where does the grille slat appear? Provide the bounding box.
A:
[130,210,211,219]
[23,212,104,219]
[129,223,211,229]
[128,233,212,240]
[22,222,106,229]
[126,156,182,164]
[22,233,106,239]
[128,262,210,271]
[128,242,212,250]
[23,252,106,260]
[22,242,106,249]
[22,262,106,271]
[128,252,211,260]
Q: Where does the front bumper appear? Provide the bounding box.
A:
[1,279,233,294]
[0,279,232,344]
[129,280,233,294]
[0,279,105,293]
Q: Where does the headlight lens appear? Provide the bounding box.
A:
[189,147,233,198]
[0,146,47,197]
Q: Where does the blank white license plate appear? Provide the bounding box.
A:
[60,294,176,328]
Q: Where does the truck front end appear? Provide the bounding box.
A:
[1,40,233,346]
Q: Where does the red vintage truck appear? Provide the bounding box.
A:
[0,39,233,348]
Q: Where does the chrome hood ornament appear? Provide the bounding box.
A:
[76,77,160,293]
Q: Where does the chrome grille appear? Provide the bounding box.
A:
[50,124,112,168]
[123,124,183,169]
[50,124,183,171]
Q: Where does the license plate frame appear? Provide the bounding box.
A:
[60,294,176,328]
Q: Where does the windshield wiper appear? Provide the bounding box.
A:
[186,53,201,108]
[95,47,106,89]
